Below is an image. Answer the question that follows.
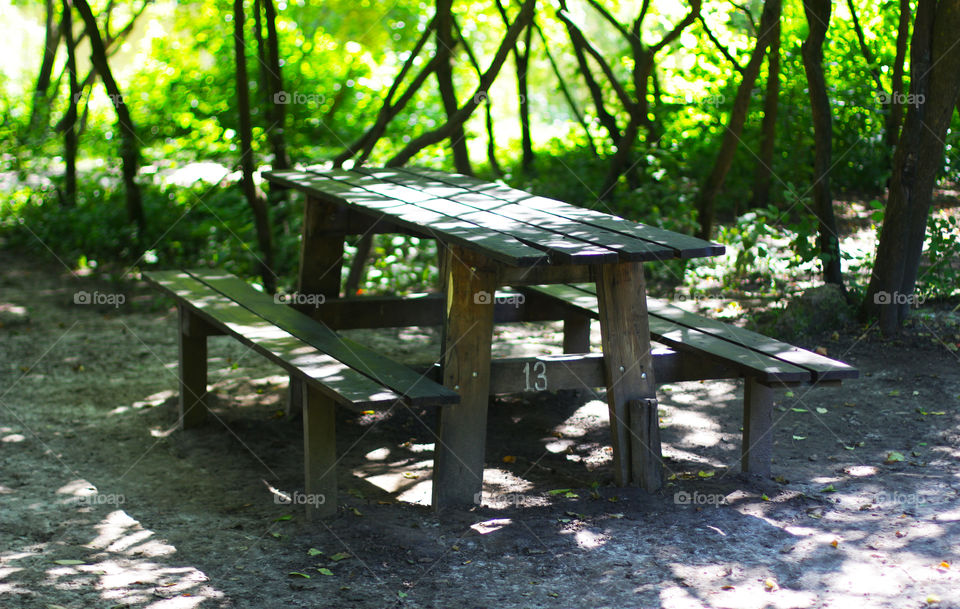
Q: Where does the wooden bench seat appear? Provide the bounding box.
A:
[519,283,858,475]
[145,269,459,517]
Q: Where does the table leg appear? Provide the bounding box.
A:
[595,261,663,491]
[289,196,347,416]
[432,246,497,509]
[178,305,210,429]
[741,377,775,476]
[303,383,338,519]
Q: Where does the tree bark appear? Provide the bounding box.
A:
[694,0,781,239]
[262,0,289,170]
[62,0,79,208]
[801,0,845,289]
[863,0,960,333]
[385,0,536,168]
[73,0,145,237]
[233,0,276,293]
[435,0,472,174]
[885,0,911,148]
[749,19,779,211]
[28,0,62,138]
[517,23,534,171]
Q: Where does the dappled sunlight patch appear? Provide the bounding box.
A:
[1,433,25,443]
[354,458,434,504]
[552,399,608,438]
[475,468,540,508]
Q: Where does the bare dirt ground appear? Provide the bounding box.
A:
[2,248,960,609]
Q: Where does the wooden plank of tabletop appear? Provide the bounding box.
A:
[263,169,547,266]
[397,167,724,259]
[355,168,674,262]
[323,169,619,264]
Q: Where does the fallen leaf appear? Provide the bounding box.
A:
[816,407,829,414]
[547,488,571,496]
[821,484,837,493]
[830,539,839,548]
[307,548,323,556]
[792,435,807,441]
[502,455,516,463]
[350,507,363,517]
[885,451,906,464]
[274,514,292,522]
[402,472,419,479]
[938,561,951,570]
[330,552,350,562]
[317,568,334,576]
[761,494,770,501]
[288,572,311,578]
[888,390,901,397]
[697,470,715,478]
[721,584,735,590]
[53,559,85,566]
[563,491,580,498]
[815,346,828,356]
[791,408,808,413]
[764,578,779,591]
[926,595,940,605]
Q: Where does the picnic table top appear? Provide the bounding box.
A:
[263,166,724,267]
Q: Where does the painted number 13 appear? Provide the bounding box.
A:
[522,361,548,392]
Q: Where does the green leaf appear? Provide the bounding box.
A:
[885,451,906,463]
[274,514,292,522]
[697,470,715,478]
[330,552,350,562]
[821,484,837,492]
[792,435,807,441]
[289,572,311,578]
[563,491,580,498]
[547,488,571,495]
[816,408,828,414]
[53,559,85,565]
[791,408,807,413]
[317,568,334,576]
[308,548,323,556]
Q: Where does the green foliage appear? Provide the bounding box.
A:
[918,214,960,300]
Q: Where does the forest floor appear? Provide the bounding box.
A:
[1,247,960,609]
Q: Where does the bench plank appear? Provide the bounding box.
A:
[523,283,811,384]
[570,284,857,382]
[147,270,403,408]
[184,269,459,407]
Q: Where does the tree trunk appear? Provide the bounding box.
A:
[453,15,504,174]
[694,0,781,239]
[28,0,62,138]
[885,0,911,148]
[801,0,845,289]
[517,23,534,171]
[749,18,779,210]
[435,0,472,174]
[62,0,79,208]
[863,0,960,333]
[233,0,276,293]
[73,0,145,238]
[261,0,288,170]
[385,0,535,168]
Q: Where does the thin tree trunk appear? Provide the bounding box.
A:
[845,0,884,90]
[885,0,911,148]
[694,0,781,239]
[749,19,780,211]
[28,0,62,137]
[802,0,845,289]
[453,15,504,175]
[863,0,960,333]
[233,0,276,293]
[532,20,596,154]
[517,23,534,171]
[333,17,437,167]
[435,0,472,174]
[73,0,145,237]
[262,0,288,169]
[385,0,536,168]
[62,0,79,208]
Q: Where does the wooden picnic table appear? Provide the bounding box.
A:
[262,166,725,509]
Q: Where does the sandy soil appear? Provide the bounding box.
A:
[1,248,960,609]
